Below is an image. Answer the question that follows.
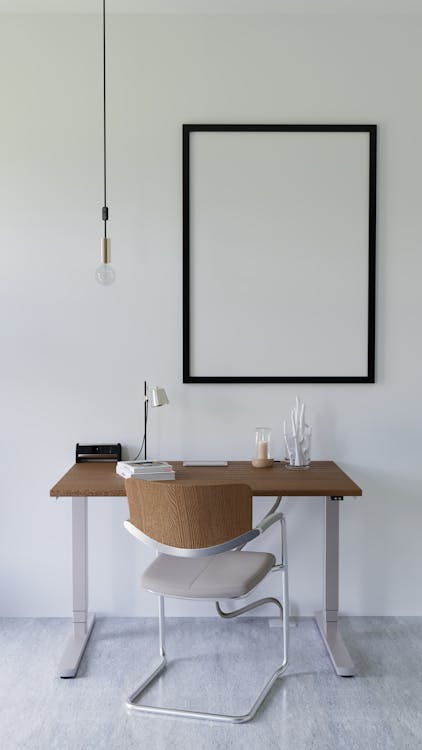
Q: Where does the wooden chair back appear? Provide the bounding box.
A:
[125,480,253,550]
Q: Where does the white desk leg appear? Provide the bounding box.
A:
[59,497,95,678]
[315,496,354,677]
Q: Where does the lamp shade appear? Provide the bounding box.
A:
[149,387,169,408]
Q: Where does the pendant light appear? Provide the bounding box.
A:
[95,0,115,285]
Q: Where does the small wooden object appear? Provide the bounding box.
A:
[251,458,274,469]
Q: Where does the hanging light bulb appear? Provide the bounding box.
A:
[96,0,115,285]
[96,237,115,285]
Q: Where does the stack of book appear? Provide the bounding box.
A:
[116,460,175,481]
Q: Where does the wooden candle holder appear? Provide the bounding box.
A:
[251,458,274,469]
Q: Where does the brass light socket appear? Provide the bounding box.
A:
[101,237,111,264]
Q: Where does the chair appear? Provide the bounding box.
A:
[124,480,288,723]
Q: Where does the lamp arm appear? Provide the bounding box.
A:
[132,380,149,461]
[144,380,148,460]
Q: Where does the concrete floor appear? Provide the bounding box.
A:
[1,616,421,750]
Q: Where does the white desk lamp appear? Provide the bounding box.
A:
[135,381,169,461]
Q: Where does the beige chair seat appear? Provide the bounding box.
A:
[141,550,276,599]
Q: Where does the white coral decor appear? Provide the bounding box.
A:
[283,396,312,468]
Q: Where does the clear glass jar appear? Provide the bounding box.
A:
[255,427,271,461]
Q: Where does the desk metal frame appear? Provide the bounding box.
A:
[50,461,361,679]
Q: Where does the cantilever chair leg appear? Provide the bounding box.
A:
[126,554,289,723]
[126,596,287,723]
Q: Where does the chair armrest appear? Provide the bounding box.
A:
[254,496,283,528]
[123,520,260,558]
[124,520,144,542]
[255,511,284,535]
[254,511,287,569]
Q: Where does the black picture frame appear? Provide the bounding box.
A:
[183,124,376,384]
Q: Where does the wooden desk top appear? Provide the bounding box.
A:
[50,461,362,498]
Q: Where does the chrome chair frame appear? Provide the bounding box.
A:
[123,496,288,723]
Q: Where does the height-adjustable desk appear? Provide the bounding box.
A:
[50,460,362,679]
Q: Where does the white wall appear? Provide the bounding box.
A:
[1,12,421,617]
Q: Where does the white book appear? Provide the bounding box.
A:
[133,472,175,482]
[116,465,175,480]
[125,466,174,475]
[117,460,172,468]
[116,466,134,479]
[116,461,173,475]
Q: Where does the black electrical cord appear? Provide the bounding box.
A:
[133,400,148,461]
[102,0,108,239]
